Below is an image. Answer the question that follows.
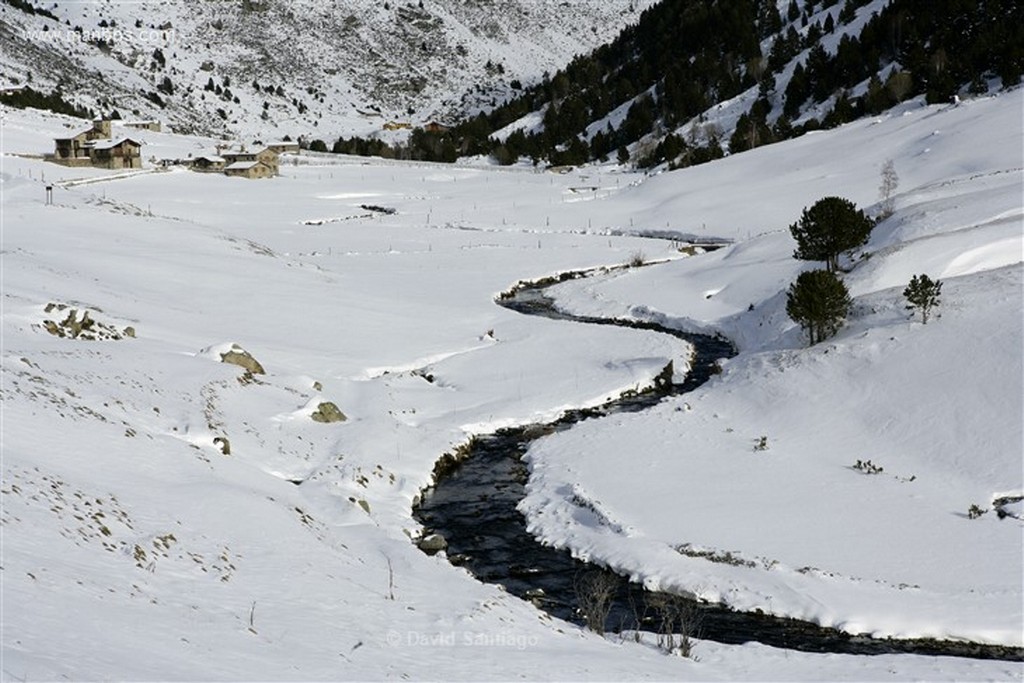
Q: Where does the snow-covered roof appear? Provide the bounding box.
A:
[195,155,225,163]
[227,147,277,156]
[54,127,94,141]
[224,161,263,170]
[88,137,141,150]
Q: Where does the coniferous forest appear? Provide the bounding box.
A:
[321,0,1023,169]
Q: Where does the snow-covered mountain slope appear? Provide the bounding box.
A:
[0,0,655,139]
[528,89,1024,644]
[2,86,1022,680]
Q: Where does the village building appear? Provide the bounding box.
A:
[52,119,113,166]
[223,160,274,179]
[222,147,279,176]
[50,120,141,169]
[88,138,142,169]
[423,121,450,134]
[123,120,162,132]
[264,140,300,154]
[191,155,226,172]
[186,145,280,179]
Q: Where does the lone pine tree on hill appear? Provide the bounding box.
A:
[789,196,874,272]
[904,274,942,323]
[786,269,852,345]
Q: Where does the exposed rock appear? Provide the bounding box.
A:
[417,533,447,555]
[213,436,231,455]
[40,303,129,341]
[310,401,346,423]
[219,344,265,374]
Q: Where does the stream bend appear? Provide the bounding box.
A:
[414,267,1022,661]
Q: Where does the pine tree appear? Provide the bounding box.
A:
[904,274,942,324]
[789,196,874,271]
[788,0,800,22]
[787,269,852,345]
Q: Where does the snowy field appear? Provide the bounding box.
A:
[2,90,1022,681]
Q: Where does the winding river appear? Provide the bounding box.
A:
[413,266,1022,661]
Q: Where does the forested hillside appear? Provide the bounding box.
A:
[328,0,1023,167]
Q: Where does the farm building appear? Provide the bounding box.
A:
[191,155,226,172]
[123,120,162,132]
[265,141,300,154]
[222,148,279,176]
[52,119,113,166]
[224,160,274,179]
[51,120,142,169]
[88,138,142,169]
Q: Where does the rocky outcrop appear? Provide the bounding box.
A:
[40,303,134,341]
[219,344,265,374]
[417,533,447,555]
[310,401,346,423]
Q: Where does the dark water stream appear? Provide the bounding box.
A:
[414,271,1022,661]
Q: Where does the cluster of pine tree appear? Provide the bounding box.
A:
[323,0,1022,168]
[0,85,95,120]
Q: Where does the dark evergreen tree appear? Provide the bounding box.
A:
[157,75,174,95]
[787,0,801,21]
[903,274,942,323]
[783,62,809,118]
[838,1,856,24]
[789,196,873,271]
[786,269,852,344]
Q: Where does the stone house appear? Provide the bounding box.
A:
[88,138,142,169]
[224,160,274,179]
[191,155,226,172]
[222,148,279,176]
[123,120,162,132]
[265,140,300,154]
[52,119,113,166]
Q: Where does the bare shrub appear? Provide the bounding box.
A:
[620,589,652,643]
[647,593,702,657]
[575,569,619,634]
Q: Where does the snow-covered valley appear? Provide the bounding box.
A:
[2,85,1022,680]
